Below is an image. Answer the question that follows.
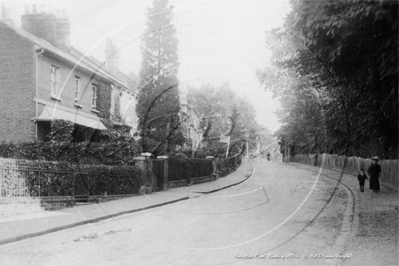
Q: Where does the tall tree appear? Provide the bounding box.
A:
[258,0,398,158]
[136,0,182,155]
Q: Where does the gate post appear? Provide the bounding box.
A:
[156,156,169,190]
[163,158,169,190]
[134,156,152,195]
[206,156,216,180]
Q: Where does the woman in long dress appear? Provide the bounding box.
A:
[368,157,381,192]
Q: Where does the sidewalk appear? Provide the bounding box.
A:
[0,163,251,246]
[290,162,398,266]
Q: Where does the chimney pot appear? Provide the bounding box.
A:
[21,9,57,44]
[105,38,120,76]
[1,4,13,24]
[25,5,30,14]
[55,11,71,51]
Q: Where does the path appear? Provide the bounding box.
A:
[0,161,353,266]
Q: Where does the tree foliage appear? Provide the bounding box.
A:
[136,0,183,155]
[0,120,141,165]
[186,83,272,158]
[258,0,398,158]
[96,83,112,120]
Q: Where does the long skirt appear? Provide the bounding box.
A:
[369,175,380,191]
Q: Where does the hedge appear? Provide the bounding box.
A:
[168,158,213,181]
[215,156,242,177]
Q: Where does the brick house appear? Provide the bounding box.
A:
[0,6,139,142]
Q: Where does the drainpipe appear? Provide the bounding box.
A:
[35,46,44,140]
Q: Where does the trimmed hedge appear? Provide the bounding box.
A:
[0,140,139,166]
[215,156,242,177]
[168,158,213,181]
[73,164,143,196]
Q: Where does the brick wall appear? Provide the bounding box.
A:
[0,21,118,143]
[37,54,106,114]
[0,22,36,142]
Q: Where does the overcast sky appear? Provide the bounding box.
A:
[2,0,290,133]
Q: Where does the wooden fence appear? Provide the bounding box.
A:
[289,154,398,191]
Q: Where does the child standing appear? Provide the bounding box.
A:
[357,169,368,192]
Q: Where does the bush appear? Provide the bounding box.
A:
[215,156,242,177]
[168,158,212,181]
[0,119,141,165]
[194,149,206,158]
[172,153,189,159]
[82,164,143,195]
[0,139,140,166]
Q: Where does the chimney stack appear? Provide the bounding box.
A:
[1,4,14,25]
[21,5,71,51]
[105,38,120,76]
[55,9,71,51]
[21,5,57,44]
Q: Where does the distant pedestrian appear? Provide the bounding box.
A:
[368,156,381,192]
[357,168,367,192]
[314,153,318,166]
[267,152,271,162]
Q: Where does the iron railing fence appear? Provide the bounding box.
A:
[0,158,143,198]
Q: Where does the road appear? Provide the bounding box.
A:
[0,162,350,266]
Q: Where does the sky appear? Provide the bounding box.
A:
[2,0,290,133]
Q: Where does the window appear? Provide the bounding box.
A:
[91,84,97,109]
[74,76,80,104]
[51,66,59,97]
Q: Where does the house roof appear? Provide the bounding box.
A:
[0,19,137,92]
[70,47,139,94]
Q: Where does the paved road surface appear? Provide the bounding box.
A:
[0,161,350,266]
